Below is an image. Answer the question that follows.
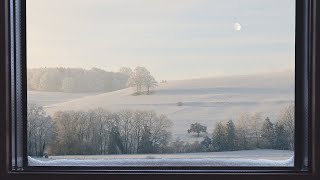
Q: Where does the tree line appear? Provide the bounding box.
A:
[27,67,129,93]
[27,105,172,156]
[171,104,294,153]
[27,66,158,94]
[210,104,294,151]
[27,104,294,157]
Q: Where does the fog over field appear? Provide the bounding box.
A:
[28,70,294,142]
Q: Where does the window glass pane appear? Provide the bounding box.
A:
[27,0,295,167]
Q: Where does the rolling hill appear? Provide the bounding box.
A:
[29,70,294,141]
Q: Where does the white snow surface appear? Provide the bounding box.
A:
[48,150,292,160]
[28,156,294,167]
[29,71,294,142]
[29,150,294,167]
[28,91,98,106]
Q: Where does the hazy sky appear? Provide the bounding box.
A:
[27,0,295,80]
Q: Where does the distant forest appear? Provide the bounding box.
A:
[27,67,129,93]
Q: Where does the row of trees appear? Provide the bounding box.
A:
[27,66,158,94]
[27,67,129,92]
[208,116,293,152]
[27,103,294,157]
[120,67,157,95]
[183,104,294,152]
[27,105,172,156]
[27,104,56,157]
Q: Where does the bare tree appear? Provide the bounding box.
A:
[119,67,133,77]
[149,113,172,152]
[278,103,295,150]
[250,112,263,148]
[128,67,149,93]
[53,111,79,155]
[144,74,157,94]
[51,108,172,155]
[235,112,251,150]
[93,108,114,154]
[127,66,157,94]
[131,110,146,152]
[118,110,134,154]
[27,104,56,157]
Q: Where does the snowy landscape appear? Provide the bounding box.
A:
[29,150,294,167]
[27,69,294,166]
[28,70,294,142]
[26,0,295,166]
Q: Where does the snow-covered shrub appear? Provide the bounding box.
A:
[177,102,183,106]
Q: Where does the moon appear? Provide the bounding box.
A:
[234,22,242,32]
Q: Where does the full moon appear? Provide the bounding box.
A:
[234,22,242,31]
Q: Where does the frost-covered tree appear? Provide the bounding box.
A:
[260,117,275,149]
[274,123,290,150]
[188,123,207,137]
[249,112,263,148]
[278,103,295,150]
[235,113,250,150]
[38,71,61,91]
[169,138,185,153]
[226,120,236,151]
[108,125,124,154]
[119,67,133,77]
[128,66,149,93]
[118,110,134,154]
[149,114,172,153]
[27,104,56,157]
[51,109,172,155]
[200,136,212,151]
[212,122,227,151]
[144,74,157,94]
[138,126,153,154]
[27,67,129,92]
[61,77,76,92]
[127,66,157,94]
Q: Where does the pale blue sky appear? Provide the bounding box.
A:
[27,0,295,80]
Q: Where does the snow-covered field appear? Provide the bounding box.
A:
[41,150,293,161]
[29,150,294,167]
[28,71,294,141]
[28,91,98,106]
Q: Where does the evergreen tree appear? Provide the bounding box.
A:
[226,120,236,151]
[200,136,212,151]
[138,126,153,154]
[212,122,227,151]
[108,125,124,154]
[260,117,275,149]
[274,123,290,150]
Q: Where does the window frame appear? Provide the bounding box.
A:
[0,0,319,179]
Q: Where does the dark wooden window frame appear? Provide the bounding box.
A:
[0,0,319,179]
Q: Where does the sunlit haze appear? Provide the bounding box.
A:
[27,0,295,80]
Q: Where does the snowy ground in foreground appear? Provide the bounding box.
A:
[29,150,294,167]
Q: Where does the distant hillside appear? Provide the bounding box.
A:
[41,70,294,141]
[27,67,129,93]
